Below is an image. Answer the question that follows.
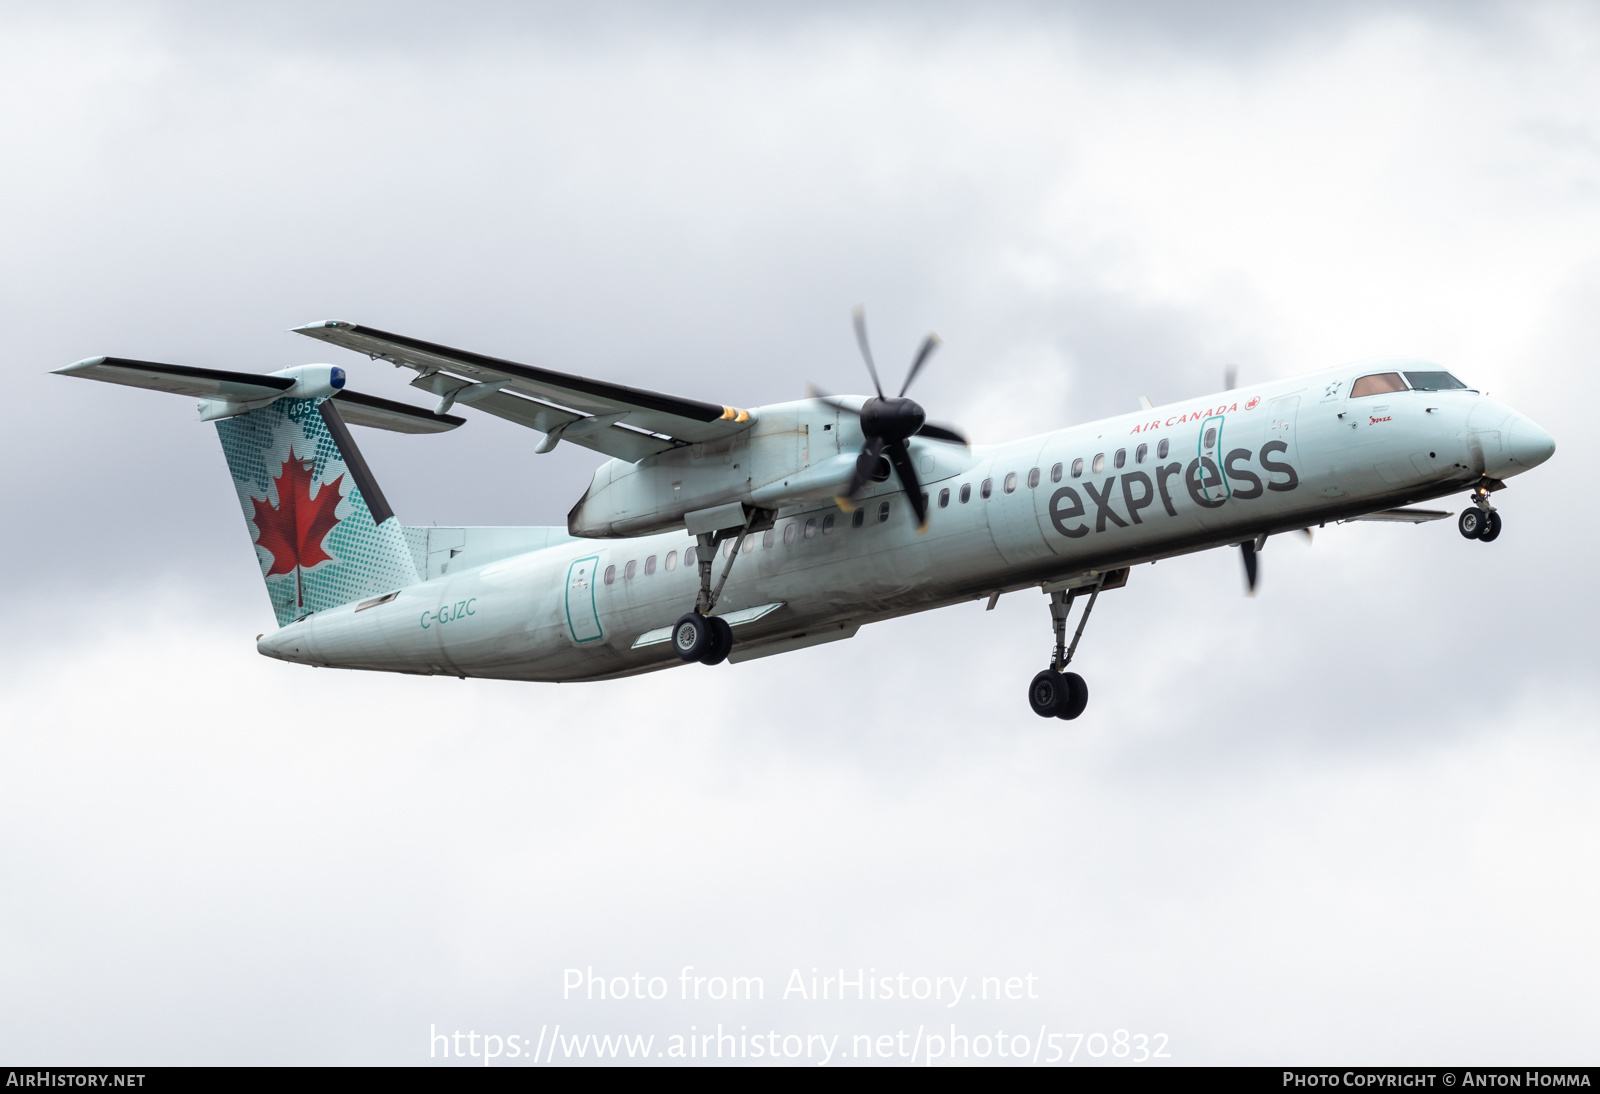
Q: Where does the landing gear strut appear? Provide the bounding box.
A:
[1459,481,1502,542]
[673,507,768,666]
[1029,576,1102,720]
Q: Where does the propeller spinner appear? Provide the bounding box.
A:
[814,307,968,532]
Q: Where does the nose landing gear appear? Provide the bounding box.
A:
[1459,481,1503,542]
[1028,575,1105,720]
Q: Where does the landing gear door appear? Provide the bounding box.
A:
[565,555,604,643]
[1198,414,1230,503]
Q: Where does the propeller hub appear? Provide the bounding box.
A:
[859,397,926,444]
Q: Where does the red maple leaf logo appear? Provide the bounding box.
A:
[249,448,343,606]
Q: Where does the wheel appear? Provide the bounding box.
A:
[1458,508,1486,539]
[700,615,734,665]
[672,613,711,662]
[1478,510,1502,542]
[1057,671,1088,720]
[1028,670,1067,718]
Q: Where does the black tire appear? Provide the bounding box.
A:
[672,613,711,662]
[1479,510,1502,542]
[1058,672,1088,720]
[700,615,734,665]
[1458,508,1485,539]
[1028,670,1066,718]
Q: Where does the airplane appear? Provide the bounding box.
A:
[54,311,1556,719]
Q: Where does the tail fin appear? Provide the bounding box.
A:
[216,398,421,625]
[54,354,463,626]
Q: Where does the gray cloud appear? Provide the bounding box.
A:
[2,0,1597,1064]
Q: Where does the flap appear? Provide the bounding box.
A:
[409,373,669,462]
[332,389,465,434]
[293,320,754,452]
[54,356,293,401]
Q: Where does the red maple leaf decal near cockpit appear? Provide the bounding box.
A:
[249,449,344,606]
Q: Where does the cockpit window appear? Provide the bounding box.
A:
[1350,372,1408,398]
[1403,371,1468,391]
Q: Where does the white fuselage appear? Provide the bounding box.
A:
[257,363,1553,681]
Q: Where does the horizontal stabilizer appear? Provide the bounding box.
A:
[56,355,459,433]
[54,357,292,401]
[332,390,464,434]
[1346,507,1453,523]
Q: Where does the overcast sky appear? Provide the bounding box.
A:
[2,0,1597,1066]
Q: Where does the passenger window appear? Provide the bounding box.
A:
[1027,467,1040,488]
[960,483,971,503]
[822,514,835,534]
[644,555,657,575]
[762,528,775,549]
[1135,443,1147,464]
[1351,372,1408,397]
[1114,449,1126,469]
[1157,438,1169,459]
[624,560,637,580]
[805,517,817,538]
[1203,427,1216,448]
[852,509,865,528]
[684,547,697,567]
[939,487,950,508]
[1404,371,1468,391]
[980,478,993,498]
[1051,462,1062,483]
[604,564,616,585]
[743,535,754,553]
[783,522,797,544]
[1091,453,1105,474]
[1003,472,1017,494]
[723,538,736,557]
[665,550,677,571]
[1071,458,1083,478]
[877,501,890,523]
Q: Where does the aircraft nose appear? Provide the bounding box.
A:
[1505,415,1556,472]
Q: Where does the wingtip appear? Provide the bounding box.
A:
[291,320,353,335]
[53,356,108,375]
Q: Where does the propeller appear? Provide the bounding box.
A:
[811,306,969,532]
[1238,530,1314,595]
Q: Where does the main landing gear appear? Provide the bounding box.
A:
[1458,480,1503,542]
[1028,576,1103,721]
[672,506,771,667]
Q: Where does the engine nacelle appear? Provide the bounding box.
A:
[569,399,858,537]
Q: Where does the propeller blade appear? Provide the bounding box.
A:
[915,421,967,446]
[1299,527,1314,544]
[838,436,887,508]
[1225,364,1239,391]
[884,441,929,531]
[898,332,942,397]
[1239,540,1258,595]
[851,305,885,399]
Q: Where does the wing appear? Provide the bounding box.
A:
[292,321,753,462]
